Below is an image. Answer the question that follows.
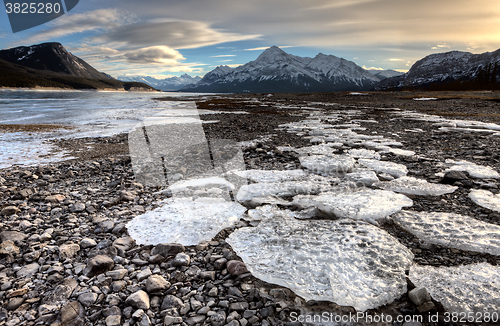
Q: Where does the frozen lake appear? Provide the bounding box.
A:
[0,89,210,169]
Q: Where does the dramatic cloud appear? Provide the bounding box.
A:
[92,20,260,50]
[124,46,185,64]
[20,9,126,45]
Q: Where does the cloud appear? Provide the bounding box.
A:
[211,54,236,57]
[92,20,260,50]
[244,46,294,51]
[20,9,127,45]
[124,46,185,64]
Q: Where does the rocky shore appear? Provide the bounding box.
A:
[1,91,500,326]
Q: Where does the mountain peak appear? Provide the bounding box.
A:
[256,46,290,63]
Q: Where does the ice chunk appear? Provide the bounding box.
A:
[374,176,458,196]
[358,159,408,178]
[393,211,500,255]
[236,181,332,205]
[344,170,379,186]
[469,189,500,212]
[296,144,337,155]
[247,205,316,221]
[347,149,381,160]
[168,177,235,193]
[409,263,500,313]
[293,189,413,225]
[445,160,500,179]
[300,155,355,175]
[227,217,413,312]
[230,169,308,183]
[126,197,246,246]
[379,147,416,157]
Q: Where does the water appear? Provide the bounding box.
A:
[0,89,211,169]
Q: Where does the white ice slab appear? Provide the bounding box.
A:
[126,197,246,246]
[469,189,500,212]
[293,189,413,225]
[168,177,235,194]
[374,176,458,196]
[379,147,416,157]
[229,169,308,183]
[344,170,379,186]
[445,160,500,179]
[236,181,332,204]
[247,205,316,221]
[295,145,337,156]
[347,148,381,160]
[227,217,413,312]
[410,263,500,313]
[393,210,500,255]
[300,155,355,175]
[358,159,408,178]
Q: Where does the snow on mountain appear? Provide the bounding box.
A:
[118,73,202,91]
[367,69,404,80]
[183,46,380,93]
[375,48,500,90]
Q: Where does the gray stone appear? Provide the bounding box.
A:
[70,202,86,213]
[226,320,240,326]
[125,290,150,309]
[17,263,39,278]
[226,261,248,276]
[164,315,183,325]
[0,241,20,256]
[6,297,25,310]
[230,302,249,311]
[210,312,226,326]
[214,258,227,270]
[161,295,184,311]
[173,252,191,267]
[77,292,98,307]
[146,275,170,293]
[105,315,121,326]
[408,287,433,307]
[113,236,135,252]
[60,301,85,326]
[151,243,185,257]
[186,315,206,325]
[83,255,114,277]
[1,206,20,216]
[106,269,128,280]
[0,231,28,243]
[199,271,216,281]
[80,238,97,249]
[59,244,80,260]
[43,278,78,306]
[136,268,152,282]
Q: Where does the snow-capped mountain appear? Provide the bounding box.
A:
[0,42,112,80]
[118,73,202,91]
[375,48,500,90]
[367,69,404,81]
[183,46,380,93]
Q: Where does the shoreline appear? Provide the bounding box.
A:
[1,91,500,326]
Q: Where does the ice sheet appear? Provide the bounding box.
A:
[230,169,308,183]
[126,197,247,246]
[168,177,235,193]
[344,170,379,186]
[468,189,500,212]
[346,148,381,160]
[236,181,332,204]
[358,159,408,178]
[374,176,458,196]
[300,155,355,175]
[393,210,500,255]
[445,160,500,179]
[293,189,413,225]
[227,217,413,312]
[409,263,500,313]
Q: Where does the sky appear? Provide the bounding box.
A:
[1,0,500,78]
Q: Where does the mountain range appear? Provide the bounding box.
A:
[182,46,395,93]
[375,49,500,91]
[0,43,156,91]
[118,74,202,91]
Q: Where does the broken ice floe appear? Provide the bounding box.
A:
[358,159,408,178]
[247,205,317,222]
[392,211,500,255]
[410,263,500,313]
[293,189,413,225]
[413,97,437,101]
[167,177,235,194]
[126,197,246,246]
[378,147,416,157]
[346,148,381,160]
[445,160,500,179]
[236,181,332,205]
[374,176,458,196]
[344,170,379,186]
[229,169,307,183]
[469,189,500,213]
[227,217,413,312]
[295,144,337,156]
[300,155,355,175]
